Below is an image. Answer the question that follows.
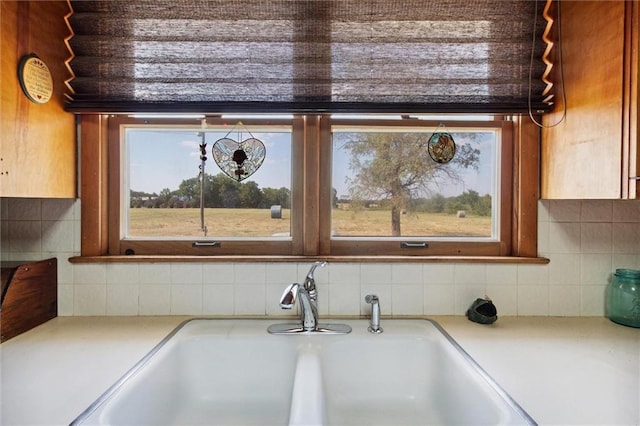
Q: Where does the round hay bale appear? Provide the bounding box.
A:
[457,210,466,218]
[270,205,282,219]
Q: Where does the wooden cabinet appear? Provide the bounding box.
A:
[0,1,76,198]
[1,258,57,342]
[541,1,638,199]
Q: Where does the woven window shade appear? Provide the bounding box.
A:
[66,0,554,113]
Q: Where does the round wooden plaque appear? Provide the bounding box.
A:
[17,54,53,104]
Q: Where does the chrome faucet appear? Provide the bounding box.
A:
[365,294,383,333]
[279,261,325,331]
[267,261,351,335]
[278,282,318,331]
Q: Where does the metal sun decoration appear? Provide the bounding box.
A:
[212,122,266,182]
[428,123,456,164]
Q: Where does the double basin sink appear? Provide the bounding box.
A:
[71,319,535,425]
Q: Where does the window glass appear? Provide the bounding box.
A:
[331,126,499,240]
[124,126,292,239]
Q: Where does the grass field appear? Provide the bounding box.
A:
[128,208,492,237]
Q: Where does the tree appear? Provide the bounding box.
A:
[218,177,241,208]
[261,186,291,209]
[157,188,173,207]
[341,132,480,236]
[239,181,263,208]
[177,177,200,207]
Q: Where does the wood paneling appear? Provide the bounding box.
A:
[624,1,639,198]
[512,117,538,257]
[1,258,57,342]
[0,1,76,198]
[542,1,637,199]
[80,114,108,256]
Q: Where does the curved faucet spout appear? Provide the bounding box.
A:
[279,282,299,309]
[278,282,318,331]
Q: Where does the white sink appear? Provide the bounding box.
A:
[319,322,529,425]
[72,319,535,425]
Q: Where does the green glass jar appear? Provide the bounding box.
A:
[606,269,640,327]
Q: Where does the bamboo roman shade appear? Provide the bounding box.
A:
[66,0,554,113]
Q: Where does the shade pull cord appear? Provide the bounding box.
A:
[528,0,567,129]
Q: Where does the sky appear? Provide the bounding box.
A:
[127,126,495,199]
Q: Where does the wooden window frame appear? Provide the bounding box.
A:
[77,114,540,261]
[320,117,514,257]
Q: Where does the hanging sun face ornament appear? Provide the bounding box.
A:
[212,131,266,182]
[428,124,456,164]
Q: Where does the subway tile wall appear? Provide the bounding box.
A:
[2,198,639,317]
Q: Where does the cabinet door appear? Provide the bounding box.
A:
[627,1,639,198]
[541,1,637,199]
[0,1,76,198]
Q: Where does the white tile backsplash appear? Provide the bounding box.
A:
[41,220,75,252]
[549,199,581,222]
[170,263,203,285]
[170,285,203,315]
[107,284,139,316]
[2,198,640,317]
[424,284,455,315]
[139,284,171,315]
[485,283,517,316]
[612,223,640,253]
[328,281,361,316]
[233,284,266,315]
[517,285,549,316]
[486,264,518,286]
[235,263,267,285]
[74,264,107,285]
[454,264,486,285]
[423,264,455,284]
[580,285,607,316]
[106,264,140,284]
[391,283,424,315]
[74,284,106,316]
[581,200,613,222]
[139,263,171,285]
[581,223,612,253]
[391,263,422,284]
[548,254,581,286]
[328,263,360,284]
[361,263,392,285]
[8,221,42,253]
[613,200,640,222]
[203,263,234,284]
[580,254,613,286]
[8,198,41,220]
[41,198,75,221]
[454,284,487,315]
[549,222,581,253]
[549,285,581,316]
[203,284,235,315]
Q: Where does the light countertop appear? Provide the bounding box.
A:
[1,316,638,425]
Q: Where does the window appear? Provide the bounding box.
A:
[123,123,293,239]
[323,118,513,256]
[78,114,538,259]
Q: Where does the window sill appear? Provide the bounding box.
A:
[68,255,549,264]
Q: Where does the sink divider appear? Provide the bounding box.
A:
[288,344,327,426]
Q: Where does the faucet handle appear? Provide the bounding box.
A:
[304,261,327,289]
